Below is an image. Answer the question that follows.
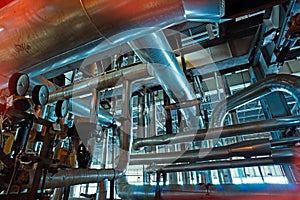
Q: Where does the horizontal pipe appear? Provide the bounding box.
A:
[210,74,300,127]
[28,169,116,189]
[130,139,271,165]
[69,99,117,127]
[133,115,300,150]
[48,63,151,102]
[146,148,294,173]
[117,180,296,200]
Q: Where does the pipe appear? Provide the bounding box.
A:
[29,74,117,127]
[69,98,117,127]
[210,74,300,127]
[28,169,116,189]
[48,63,151,102]
[130,139,272,165]
[133,115,300,150]
[129,31,202,129]
[117,180,296,200]
[0,0,224,86]
[146,148,294,173]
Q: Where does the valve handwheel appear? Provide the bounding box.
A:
[8,73,30,96]
[32,85,49,105]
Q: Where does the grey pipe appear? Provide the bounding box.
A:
[129,31,202,129]
[28,169,116,189]
[117,172,295,200]
[130,139,272,165]
[69,98,117,127]
[0,0,224,87]
[133,115,300,150]
[48,63,151,102]
[210,74,300,127]
[146,148,294,173]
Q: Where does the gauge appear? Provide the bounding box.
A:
[8,73,30,96]
[32,85,49,105]
[55,100,68,118]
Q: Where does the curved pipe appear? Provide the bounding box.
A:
[0,0,224,86]
[210,74,300,127]
[129,31,202,129]
[133,115,300,150]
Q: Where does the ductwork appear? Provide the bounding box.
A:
[0,0,224,87]
[210,74,300,127]
[133,115,300,150]
[129,31,202,129]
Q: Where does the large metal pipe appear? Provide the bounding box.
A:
[146,148,294,173]
[130,139,272,165]
[129,31,202,129]
[117,180,296,200]
[48,63,151,102]
[133,115,300,150]
[0,0,224,86]
[28,169,116,189]
[69,98,116,127]
[210,74,300,127]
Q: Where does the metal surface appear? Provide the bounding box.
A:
[117,180,296,200]
[0,0,224,87]
[69,99,116,127]
[129,31,202,129]
[48,63,151,102]
[210,74,300,127]
[133,115,300,150]
[146,148,294,173]
[130,139,271,165]
[28,169,116,189]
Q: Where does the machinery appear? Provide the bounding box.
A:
[0,0,299,200]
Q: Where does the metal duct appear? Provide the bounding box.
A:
[129,31,202,129]
[28,169,116,189]
[147,148,294,173]
[48,63,151,102]
[133,115,300,150]
[0,0,224,86]
[130,139,271,165]
[210,74,300,127]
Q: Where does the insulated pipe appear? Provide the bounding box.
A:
[129,31,202,129]
[69,99,117,127]
[0,0,224,86]
[117,179,295,200]
[210,74,300,127]
[29,75,117,127]
[133,115,300,150]
[48,63,151,102]
[146,148,294,173]
[130,139,272,165]
[28,169,116,189]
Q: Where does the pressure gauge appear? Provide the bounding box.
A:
[55,100,68,118]
[32,85,49,105]
[8,73,30,96]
